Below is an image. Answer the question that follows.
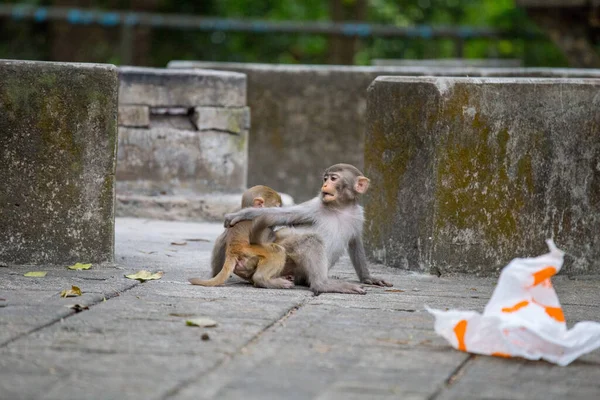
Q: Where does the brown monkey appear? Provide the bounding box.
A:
[224,164,392,294]
[189,185,292,289]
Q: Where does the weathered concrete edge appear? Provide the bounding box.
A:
[119,66,247,107]
[371,75,600,88]
[167,60,600,78]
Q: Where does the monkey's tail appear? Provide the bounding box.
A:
[249,215,270,245]
[189,256,236,286]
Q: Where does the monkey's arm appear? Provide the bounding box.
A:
[224,199,317,228]
[348,236,393,287]
[210,231,228,277]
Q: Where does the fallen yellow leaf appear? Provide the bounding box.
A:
[186,318,217,327]
[67,262,92,270]
[24,271,47,277]
[60,285,82,298]
[125,270,164,282]
[171,241,187,246]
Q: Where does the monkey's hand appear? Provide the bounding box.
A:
[223,212,245,227]
[361,276,393,287]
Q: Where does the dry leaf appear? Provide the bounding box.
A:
[60,286,82,298]
[186,318,217,327]
[125,270,164,282]
[171,241,187,246]
[385,289,405,293]
[67,263,92,270]
[24,271,47,277]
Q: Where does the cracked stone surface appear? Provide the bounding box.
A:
[1,217,599,400]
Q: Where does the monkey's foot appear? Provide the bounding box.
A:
[254,278,295,289]
[361,276,393,287]
[311,280,366,295]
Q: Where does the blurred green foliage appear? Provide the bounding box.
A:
[0,0,568,66]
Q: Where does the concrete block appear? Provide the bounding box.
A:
[364,76,600,276]
[118,105,149,128]
[193,106,250,134]
[372,58,523,68]
[0,59,118,266]
[118,67,246,107]
[168,61,600,202]
[116,126,247,195]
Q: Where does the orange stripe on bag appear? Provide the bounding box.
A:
[501,300,529,313]
[531,299,566,323]
[531,267,556,286]
[491,352,512,358]
[454,320,468,352]
[544,306,565,322]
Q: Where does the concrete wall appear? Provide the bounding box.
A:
[117,67,249,196]
[364,76,600,276]
[116,67,253,221]
[372,59,522,67]
[168,61,600,202]
[0,59,118,266]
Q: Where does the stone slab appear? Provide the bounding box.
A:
[436,356,600,400]
[0,218,598,400]
[168,61,600,202]
[118,105,150,127]
[364,76,600,276]
[116,126,248,194]
[119,67,246,107]
[193,106,250,134]
[0,59,118,266]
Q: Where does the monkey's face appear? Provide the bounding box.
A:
[321,173,340,203]
[321,165,370,205]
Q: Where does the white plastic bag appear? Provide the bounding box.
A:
[427,240,600,366]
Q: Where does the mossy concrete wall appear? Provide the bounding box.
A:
[168,61,600,201]
[0,59,118,266]
[364,76,600,276]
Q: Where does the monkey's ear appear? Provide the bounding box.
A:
[253,197,265,208]
[354,176,370,194]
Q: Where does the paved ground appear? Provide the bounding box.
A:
[1,217,599,400]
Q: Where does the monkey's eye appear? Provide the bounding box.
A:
[330,176,338,182]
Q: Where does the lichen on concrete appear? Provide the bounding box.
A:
[365,76,600,276]
[0,60,118,266]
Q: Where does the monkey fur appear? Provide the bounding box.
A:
[189,185,292,289]
[224,164,392,294]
